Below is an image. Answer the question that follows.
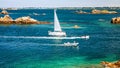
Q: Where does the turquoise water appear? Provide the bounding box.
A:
[0,9,120,68]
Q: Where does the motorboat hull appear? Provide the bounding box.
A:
[64,42,79,46]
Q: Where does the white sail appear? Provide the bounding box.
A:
[54,9,62,32]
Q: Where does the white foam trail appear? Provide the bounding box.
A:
[0,36,89,39]
[42,44,64,46]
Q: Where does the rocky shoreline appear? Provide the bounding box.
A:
[111,17,120,24]
[0,15,49,24]
[0,21,49,24]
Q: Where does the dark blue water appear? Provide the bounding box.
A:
[0,9,120,68]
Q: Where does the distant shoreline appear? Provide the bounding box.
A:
[0,7,120,10]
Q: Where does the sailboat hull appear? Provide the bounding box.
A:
[48,31,66,36]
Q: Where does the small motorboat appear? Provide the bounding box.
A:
[80,35,89,39]
[64,41,79,46]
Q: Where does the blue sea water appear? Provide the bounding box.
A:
[0,9,120,68]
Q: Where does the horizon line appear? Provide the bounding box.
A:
[0,6,120,9]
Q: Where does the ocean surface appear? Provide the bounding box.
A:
[0,9,120,68]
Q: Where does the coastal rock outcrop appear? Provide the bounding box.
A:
[0,10,8,15]
[15,16,38,24]
[92,9,117,14]
[0,15,13,21]
[111,17,120,24]
[0,15,13,24]
[92,9,101,14]
[0,15,49,24]
[76,9,117,14]
[101,60,120,68]
[15,16,37,22]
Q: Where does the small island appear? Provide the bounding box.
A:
[0,15,49,24]
[92,9,117,14]
[0,9,8,15]
[76,9,118,14]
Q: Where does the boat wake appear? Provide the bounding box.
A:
[0,35,89,39]
[41,44,79,47]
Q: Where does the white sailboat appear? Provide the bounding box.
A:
[48,9,66,36]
